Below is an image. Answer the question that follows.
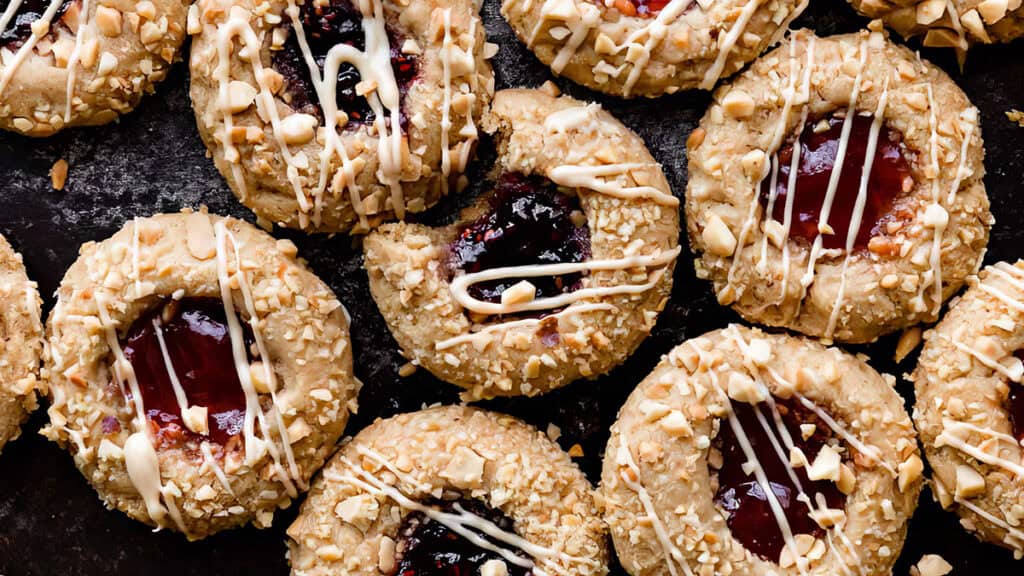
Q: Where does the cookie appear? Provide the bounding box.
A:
[363,86,680,400]
[686,27,991,344]
[912,260,1024,557]
[0,0,188,136]
[0,233,42,454]
[500,0,807,97]
[849,0,1024,58]
[41,210,358,539]
[287,405,609,576]
[188,0,493,233]
[601,324,923,575]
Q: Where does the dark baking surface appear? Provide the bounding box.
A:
[0,0,1022,573]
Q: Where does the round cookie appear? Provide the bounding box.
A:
[0,233,42,454]
[287,405,609,576]
[42,210,357,539]
[686,27,991,344]
[601,324,923,576]
[363,86,680,400]
[849,0,1024,55]
[501,0,808,97]
[188,0,493,233]
[0,0,188,136]
[912,260,1024,557]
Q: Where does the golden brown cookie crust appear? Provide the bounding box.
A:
[912,260,1024,557]
[287,405,609,576]
[0,0,188,136]
[601,325,923,576]
[363,86,680,400]
[0,234,42,454]
[500,0,807,97]
[188,0,494,233]
[686,28,991,344]
[849,0,1024,51]
[42,210,357,539]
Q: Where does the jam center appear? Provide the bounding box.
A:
[393,499,532,576]
[760,114,914,251]
[121,298,250,448]
[609,0,671,17]
[270,0,417,126]
[713,396,846,562]
[0,0,74,50]
[447,172,591,306]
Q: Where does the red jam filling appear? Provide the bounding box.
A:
[759,114,914,251]
[447,172,591,305]
[121,298,250,448]
[713,396,846,562]
[271,0,417,127]
[394,499,531,576]
[0,0,74,49]
[611,0,671,17]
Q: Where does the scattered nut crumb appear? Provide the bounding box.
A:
[894,326,923,363]
[545,423,561,442]
[567,443,584,457]
[50,158,69,190]
[910,554,953,576]
[397,362,417,378]
[1006,109,1024,127]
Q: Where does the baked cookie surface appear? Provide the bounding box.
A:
[188,0,493,233]
[601,324,923,575]
[500,0,807,97]
[42,211,357,539]
[363,86,680,400]
[287,405,609,576]
[849,0,1024,54]
[686,27,991,343]
[913,260,1024,557]
[0,0,187,136]
[0,233,42,454]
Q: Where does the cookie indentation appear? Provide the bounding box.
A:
[271,0,418,126]
[713,396,846,562]
[0,0,73,50]
[122,298,250,448]
[760,114,914,251]
[394,498,532,576]
[448,172,591,305]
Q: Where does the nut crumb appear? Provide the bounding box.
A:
[910,554,952,576]
[50,159,69,190]
[1007,109,1024,127]
[567,443,584,457]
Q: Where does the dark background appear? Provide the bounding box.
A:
[1,0,1022,573]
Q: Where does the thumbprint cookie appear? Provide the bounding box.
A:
[41,211,358,539]
[849,0,1024,59]
[0,233,42,454]
[913,260,1024,557]
[601,325,923,575]
[500,0,807,97]
[287,405,609,576]
[0,0,188,136]
[188,0,494,233]
[686,27,991,344]
[363,86,680,400]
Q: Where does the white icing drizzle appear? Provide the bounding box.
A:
[62,0,90,122]
[449,248,680,316]
[200,441,236,496]
[916,84,946,315]
[946,108,977,205]
[327,453,599,576]
[796,38,869,297]
[697,0,758,90]
[936,421,1024,479]
[617,0,692,96]
[151,316,195,423]
[615,430,694,576]
[955,496,1024,551]
[439,9,454,196]
[214,220,300,496]
[0,0,64,95]
[547,163,678,206]
[791,391,894,476]
[435,302,617,351]
[824,79,890,338]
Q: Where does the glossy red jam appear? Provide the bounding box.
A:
[448,172,591,305]
[271,0,417,126]
[0,0,73,49]
[713,396,846,562]
[394,499,532,576]
[1010,352,1024,441]
[760,114,914,251]
[121,298,249,448]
